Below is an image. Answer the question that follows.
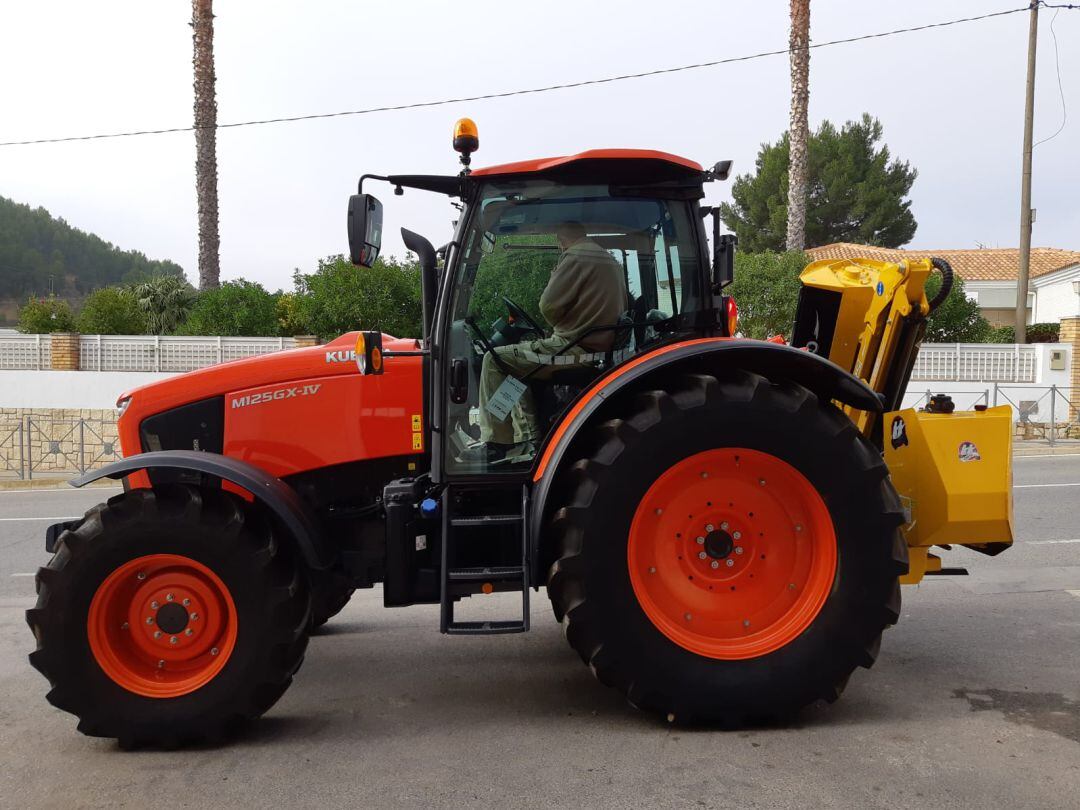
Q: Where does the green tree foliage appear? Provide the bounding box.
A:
[17,295,76,333]
[179,280,280,336]
[75,287,147,334]
[726,251,806,339]
[275,292,306,336]
[293,255,422,340]
[469,235,557,329]
[720,115,918,252]
[923,274,992,343]
[131,276,197,335]
[0,196,185,300]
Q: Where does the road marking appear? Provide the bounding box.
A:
[11,572,36,577]
[0,516,79,522]
[1015,482,1080,489]
[1027,538,1080,545]
[1015,454,1080,461]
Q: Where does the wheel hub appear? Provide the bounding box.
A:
[704,529,734,559]
[154,602,189,635]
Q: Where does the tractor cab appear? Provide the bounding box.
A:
[348,120,736,477]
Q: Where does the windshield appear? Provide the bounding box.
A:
[442,179,705,475]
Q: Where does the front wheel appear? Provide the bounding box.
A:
[27,484,311,747]
[546,371,907,724]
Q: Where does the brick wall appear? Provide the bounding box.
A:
[48,333,80,370]
[1061,317,1080,420]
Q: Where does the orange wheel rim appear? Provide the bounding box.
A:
[87,554,237,698]
[628,448,836,660]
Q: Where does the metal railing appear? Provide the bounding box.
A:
[902,385,1079,445]
[0,417,121,480]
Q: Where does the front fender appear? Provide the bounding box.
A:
[528,337,882,576]
[70,450,331,570]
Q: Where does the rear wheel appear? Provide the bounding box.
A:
[310,568,355,628]
[546,371,907,724]
[27,484,310,747]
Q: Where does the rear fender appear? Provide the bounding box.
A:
[69,450,331,570]
[528,337,883,574]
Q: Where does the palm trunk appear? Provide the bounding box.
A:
[785,0,811,251]
[192,0,220,289]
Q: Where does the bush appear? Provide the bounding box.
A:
[726,250,807,339]
[17,296,76,333]
[986,325,1015,343]
[293,255,422,341]
[130,275,197,335]
[275,292,307,336]
[179,280,280,336]
[75,287,147,334]
[1027,322,1060,343]
[923,273,992,343]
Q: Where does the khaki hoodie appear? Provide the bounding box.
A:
[539,238,626,351]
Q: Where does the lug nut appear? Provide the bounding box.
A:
[705,523,715,533]
[721,522,729,530]
[684,613,692,621]
[157,659,165,669]
[759,478,766,486]
[698,551,707,560]
[648,566,656,574]
[210,647,219,656]
[696,536,705,545]
[136,571,146,581]
[789,583,797,590]
[726,559,735,568]
[795,524,803,532]
[182,598,191,606]
[735,546,744,555]
[120,622,129,630]
[743,619,751,627]
[190,613,199,621]
[710,560,720,569]
[145,617,153,625]
[150,600,159,609]
[655,508,663,516]
[169,636,178,644]
[700,472,708,479]
[733,531,741,540]
[153,630,162,639]
[166,593,174,602]
[185,628,194,636]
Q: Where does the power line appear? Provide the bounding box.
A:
[0,3,1059,148]
[1033,8,1068,147]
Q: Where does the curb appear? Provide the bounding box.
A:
[0,478,119,492]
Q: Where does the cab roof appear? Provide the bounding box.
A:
[471,149,704,177]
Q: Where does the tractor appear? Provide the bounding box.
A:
[27,119,1014,746]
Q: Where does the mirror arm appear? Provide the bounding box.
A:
[358,174,389,194]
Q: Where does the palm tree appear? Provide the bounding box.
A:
[192,0,220,289]
[131,276,197,335]
[785,0,811,251]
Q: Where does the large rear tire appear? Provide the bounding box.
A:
[27,484,311,747]
[546,371,907,724]
[310,568,355,629]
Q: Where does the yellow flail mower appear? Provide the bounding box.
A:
[795,256,1013,583]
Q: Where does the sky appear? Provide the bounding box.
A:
[1,1,1077,292]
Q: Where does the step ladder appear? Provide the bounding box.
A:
[439,484,530,635]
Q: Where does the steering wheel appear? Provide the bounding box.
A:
[502,296,546,338]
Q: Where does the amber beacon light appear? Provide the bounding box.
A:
[453,118,479,168]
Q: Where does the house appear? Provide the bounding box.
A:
[805,243,1080,327]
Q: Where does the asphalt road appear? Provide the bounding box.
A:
[1,457,1079,809]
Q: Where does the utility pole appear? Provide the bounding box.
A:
[785,0,811,251]
[1015,1,1038,343]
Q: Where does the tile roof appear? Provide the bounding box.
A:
[804,243,1080,282]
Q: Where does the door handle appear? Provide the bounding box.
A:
[450,357,469,404]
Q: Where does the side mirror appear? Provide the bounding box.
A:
[712,209,736,290]
[347,194,383,267]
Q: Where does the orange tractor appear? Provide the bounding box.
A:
[28,120,1013,746]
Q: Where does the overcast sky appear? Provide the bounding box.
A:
[2,1,1077,291]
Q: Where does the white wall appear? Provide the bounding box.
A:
[1032,267,1080,323]
[0,370,177,409]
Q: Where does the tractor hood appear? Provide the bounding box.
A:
[116,332,426,476]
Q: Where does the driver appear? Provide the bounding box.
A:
[465,222,627,464]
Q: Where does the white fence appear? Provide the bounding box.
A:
[0,334,296,372]
[77,335,296,372]
[0,334,52,370]
[909,343,1037,383]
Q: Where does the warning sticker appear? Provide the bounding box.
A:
[412,433,423,451]
[958,441,981,462]
[411,414,422,431]
[485,376,528,422]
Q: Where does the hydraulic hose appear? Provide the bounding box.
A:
[927,257,954,313]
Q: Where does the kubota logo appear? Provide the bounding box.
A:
[231,383,322,409]
[325,350,357,363]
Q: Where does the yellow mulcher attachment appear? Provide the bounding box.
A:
[791,256,1013,584]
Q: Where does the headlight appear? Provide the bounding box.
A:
[117,396,132,417]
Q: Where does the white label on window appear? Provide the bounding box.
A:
[416,534,427,551]
[485,375,528,422]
